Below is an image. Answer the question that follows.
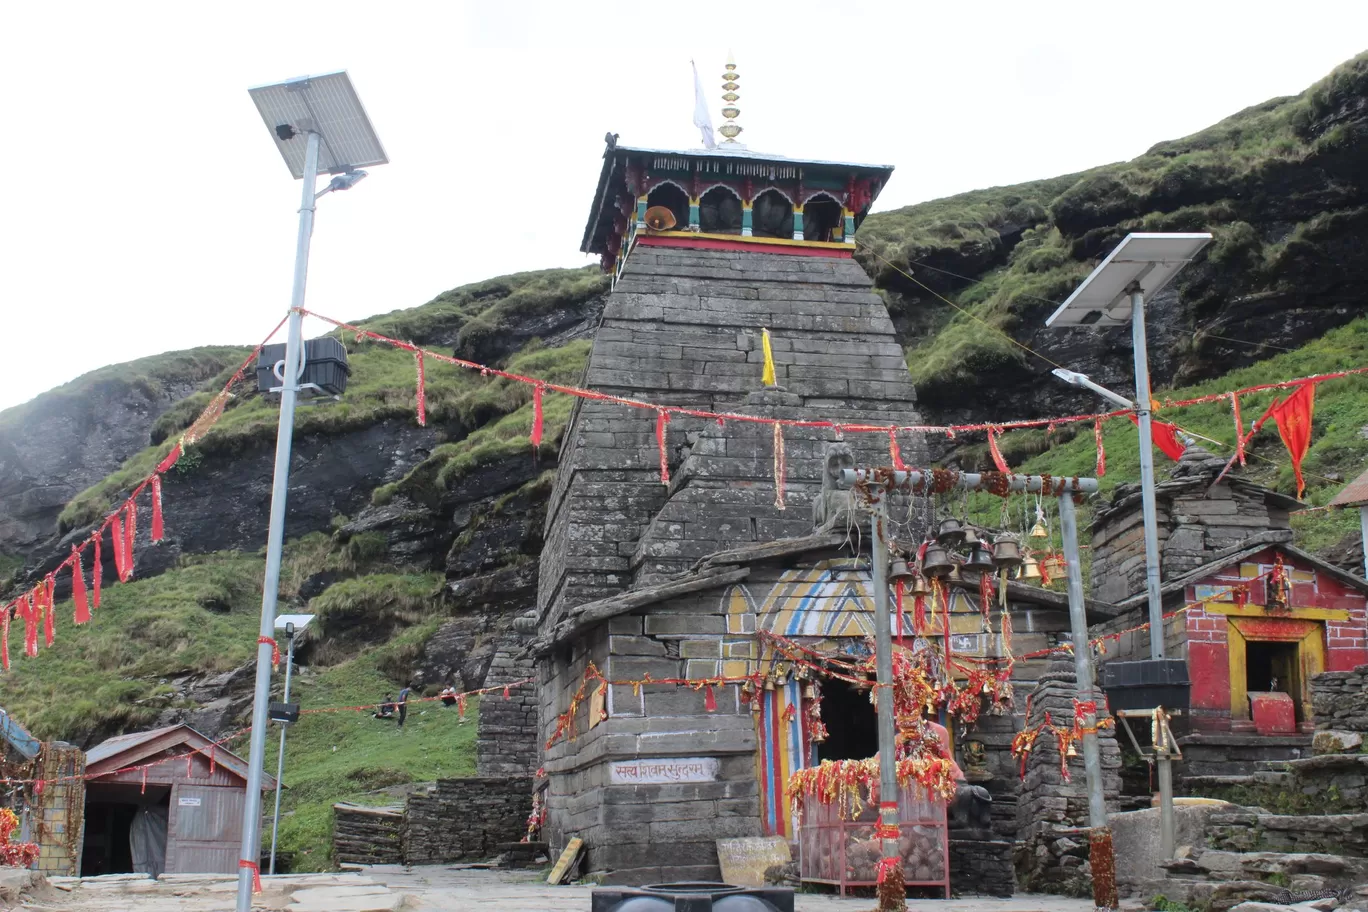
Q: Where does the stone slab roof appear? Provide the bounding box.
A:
[1113,531,1368,611]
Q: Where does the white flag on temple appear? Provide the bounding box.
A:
[692,60,716,149]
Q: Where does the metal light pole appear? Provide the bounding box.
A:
[1046,233,1211,861]
[241,72,387,912]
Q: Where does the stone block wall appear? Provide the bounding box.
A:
[333,805,404,866]
[1088,447,1295,606]
[402,777,532,865]
[1206,809,1368,855]
[477,645,538,776]
[1014,657,1122,896]
[949,838,1015,898]
[538,245,926,624]
[544,588,762,885]
[1313,664,1368,731]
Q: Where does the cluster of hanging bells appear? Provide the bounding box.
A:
[887,515,1059,585]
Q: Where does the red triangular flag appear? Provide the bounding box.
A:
[92,535,102,611]
[1129,414,1187,461]
[704,684,717,712]
[150,475,164,542]
[1270,382,1316,498]
[124,502,137,581]
[72,548,90,625]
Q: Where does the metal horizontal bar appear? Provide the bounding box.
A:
[835,468,1099,494]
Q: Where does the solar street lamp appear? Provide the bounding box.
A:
[238,72,385,912]
[1046,232,1211,861]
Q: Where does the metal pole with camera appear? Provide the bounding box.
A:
[268,614,313,874]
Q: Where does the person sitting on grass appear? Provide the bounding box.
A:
[373,694,396,720]
[440,686,458,707]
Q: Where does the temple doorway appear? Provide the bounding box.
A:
[817,679,878,762]
[1246,640,1302,722]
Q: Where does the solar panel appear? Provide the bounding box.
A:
[248,71,388,179]
[1045,233,1212,328]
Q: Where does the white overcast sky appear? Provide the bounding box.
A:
[2,3,1365,411]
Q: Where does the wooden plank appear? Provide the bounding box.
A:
[547,837,584,886]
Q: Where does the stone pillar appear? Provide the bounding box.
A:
[1015,654,1122,897]
[476,644,539,776]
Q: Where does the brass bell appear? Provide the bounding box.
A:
[948,562,963,582]
[889,557,915,582]
[962,526,980,547]
[992,533,1023,568]
[764,676,775,691]
[1022,555,1042,580]
[920,541,953,578]
[803,682,819,701]
[910,574,930,598]
[1030,519,1049,539]
[964,543,995,573]
[936,517,966,547]
[1066,741,1078,758]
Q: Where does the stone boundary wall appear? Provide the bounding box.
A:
[403,776,532,865]
[949,837,1015,897]
[333,804,404,866]
[1312,664,1368,731]
[1206,809,1368,855]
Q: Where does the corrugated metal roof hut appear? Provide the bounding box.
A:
[81,724,274,878]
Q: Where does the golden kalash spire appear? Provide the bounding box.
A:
[719,52,742,143]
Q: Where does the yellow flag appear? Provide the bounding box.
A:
[761,329,776,387]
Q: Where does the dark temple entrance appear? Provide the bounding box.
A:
[817,679,878,762]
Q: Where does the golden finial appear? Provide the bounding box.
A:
[719,52,742,143]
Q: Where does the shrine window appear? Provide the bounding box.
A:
[816,678,878,763]
[699,185,743,234]
[803,193,843,242]
[752,188,794,239]
[646,182,689,231]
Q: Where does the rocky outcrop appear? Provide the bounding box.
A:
[0,349,243,563]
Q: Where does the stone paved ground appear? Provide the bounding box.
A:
[20,867,1098,912]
